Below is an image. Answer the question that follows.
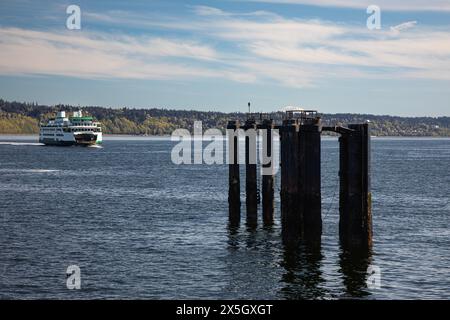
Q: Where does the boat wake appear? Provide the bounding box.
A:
[0,169,60,173]
[87,144,103,149]
[0,142,44,146]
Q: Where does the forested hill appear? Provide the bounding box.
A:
[1,99,449,136]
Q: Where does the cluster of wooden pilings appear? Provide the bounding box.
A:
[227,110,372,249]
[227,116,276,227]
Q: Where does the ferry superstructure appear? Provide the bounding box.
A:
[39,111,102,146]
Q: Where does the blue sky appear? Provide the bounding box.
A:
[0,0,449,116]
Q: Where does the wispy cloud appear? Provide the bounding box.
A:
[192,5,229,16]
[0,28,222,80]
[390,21,418,34]
[1,6,450,87]
[191,5,278,18]
[245,0,450,12]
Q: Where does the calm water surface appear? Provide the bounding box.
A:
[0,135,449,299]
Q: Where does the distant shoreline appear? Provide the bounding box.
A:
[1,134,450,140]
[2,99,449,137]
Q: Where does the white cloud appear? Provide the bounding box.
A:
[191,5,279,18]
[192,6,228,16]
[1,6,450,87]
[190,10,450,82]
[390,21,418,34]
[0,28,221,80]
[246,0,450,12]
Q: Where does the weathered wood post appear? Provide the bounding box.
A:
[227,120,240,226]
[244,119,258,226]
[261,119,275,224]
[298,118,322,241]
[280,119,301,242]
[339,123,372,248]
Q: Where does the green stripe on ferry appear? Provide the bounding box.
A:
[70,117,93,121]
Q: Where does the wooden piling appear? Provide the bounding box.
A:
[227,120,240,226]
[245,119,258,226]
[298,120,322,241]
[261,119,275,224]
[339,123,372,248]
[280,119,301,242]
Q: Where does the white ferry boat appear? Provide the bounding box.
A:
[39,111,102,146]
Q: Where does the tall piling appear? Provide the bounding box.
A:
[227,120,240,226]
[261,119,275,224]
[244,119,258,226]
[280,119,301,242]
[298,119,322,241]
[339,123,372,248]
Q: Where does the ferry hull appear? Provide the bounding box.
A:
[40,134,101,146]
[40,139,76,146]
[40,140,101,146]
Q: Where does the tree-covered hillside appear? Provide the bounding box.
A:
[1,99,449,136]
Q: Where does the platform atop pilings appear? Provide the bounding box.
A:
[241,110,321,129]
[239,110,367,135]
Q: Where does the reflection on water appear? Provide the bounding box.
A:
[279,241,326,299]
[227,223,374,299]
[339,245,373,298]
[227,224,240,250]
